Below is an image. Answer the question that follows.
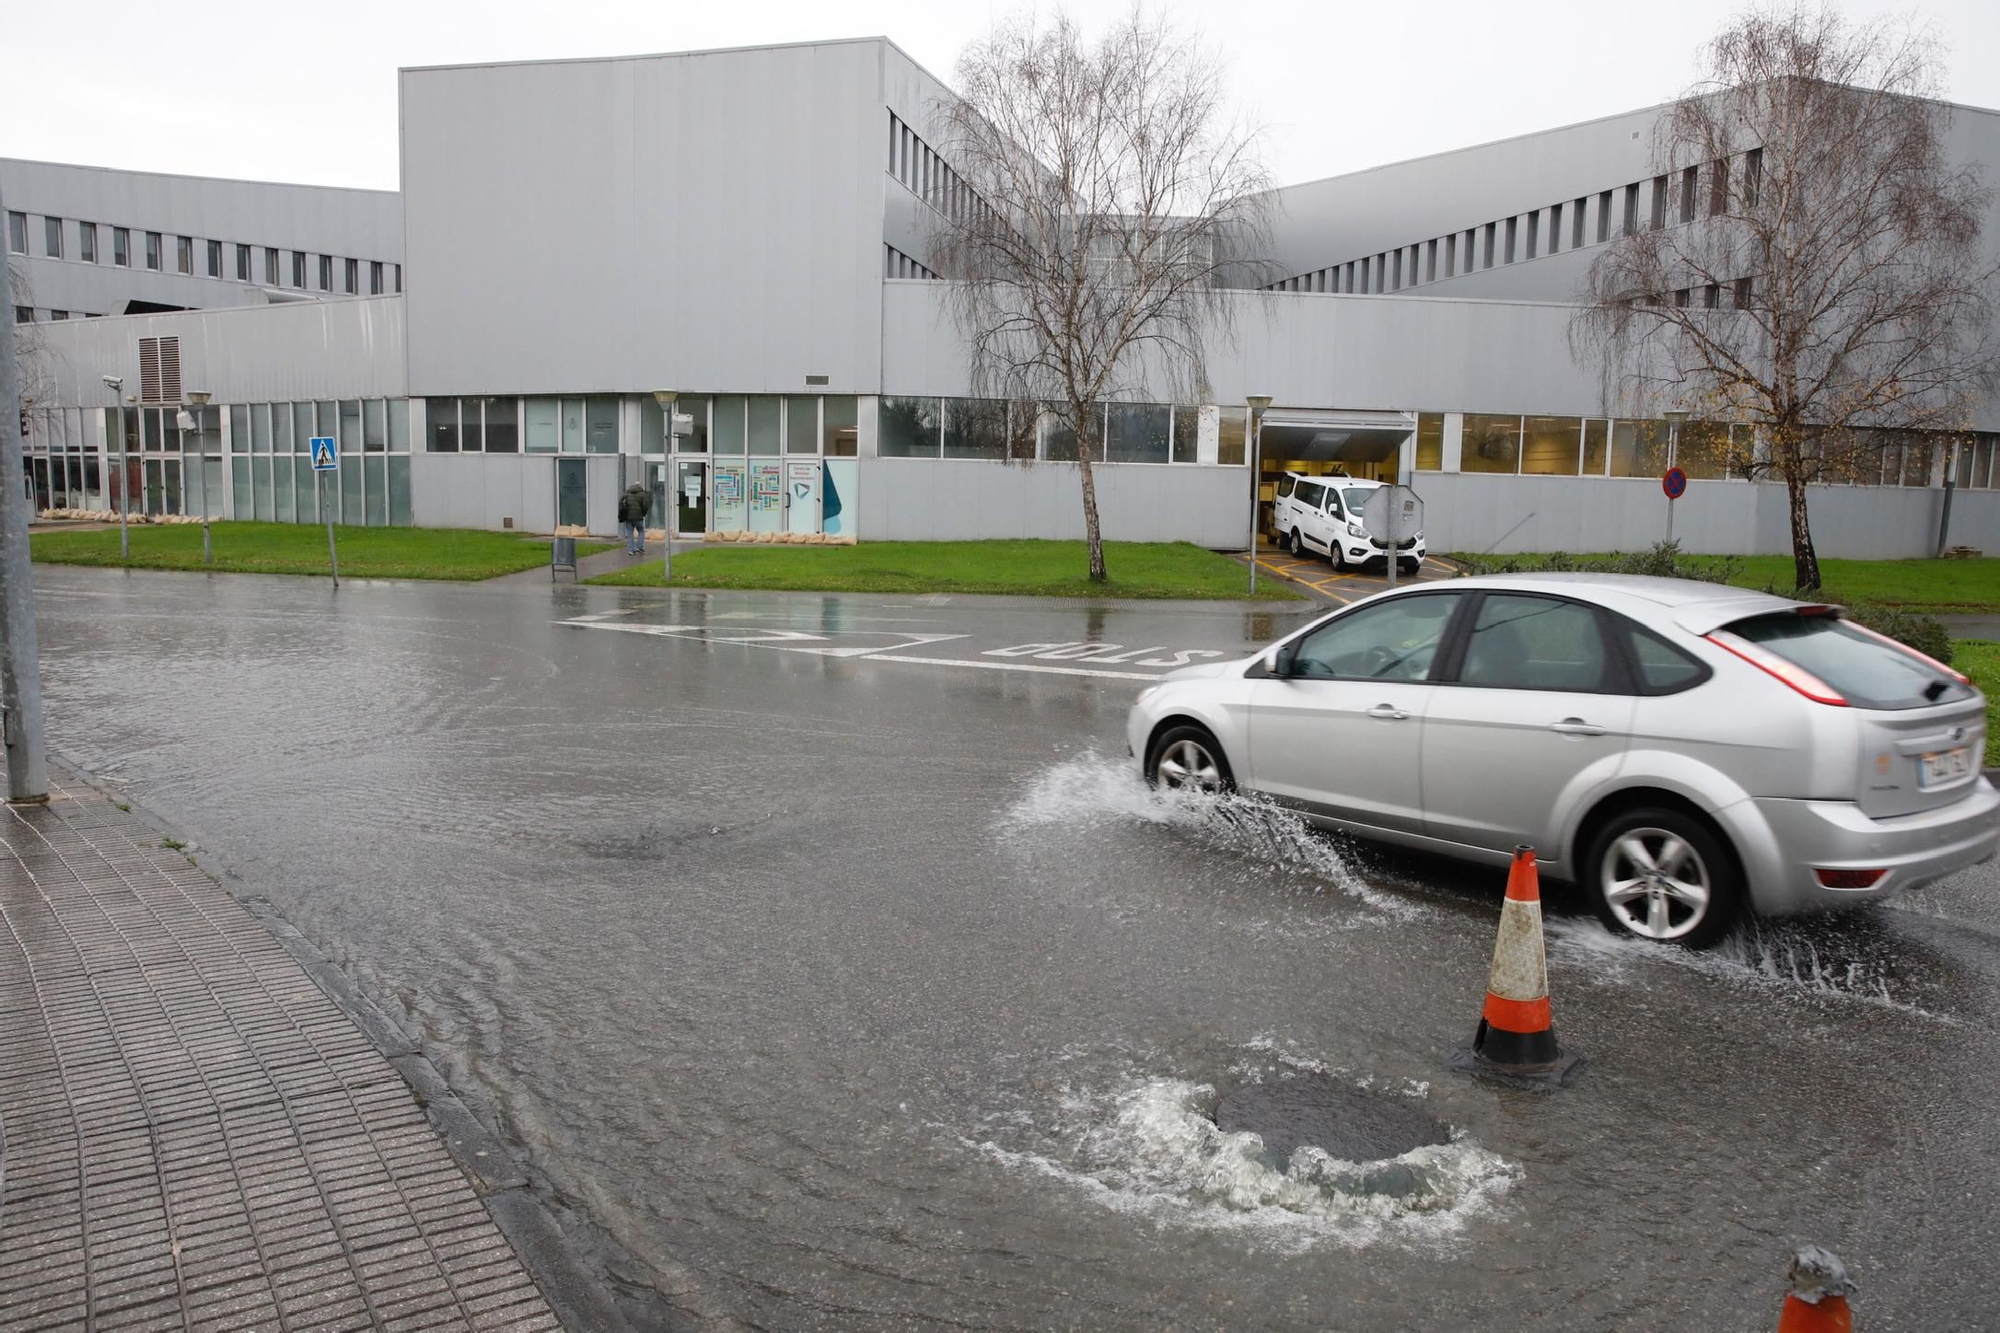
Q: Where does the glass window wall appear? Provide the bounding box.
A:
[879,397,942,457]
[786,397,818,454]
[1521,416,1582,475]
[677,395,711,453]
[746,396,780,454]
[822,397,857,456]
[525,397,559,453]
[1609,420,1671,477]
[1462,414,1522,474]
[943,399,1008,459]
[1106,404,1171,464]
[712,396,746,453]
[1415,412,1443,471]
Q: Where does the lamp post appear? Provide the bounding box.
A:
[182,390,213,564]
[1245,396,1272,595]
[100,375,129,558]
[652,391,677,588]
[1663,408,1687,545]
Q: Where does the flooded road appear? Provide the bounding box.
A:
[31,567,2000,1329]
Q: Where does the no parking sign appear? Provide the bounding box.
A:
[1661,467,1688,500]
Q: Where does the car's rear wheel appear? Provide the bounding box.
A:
[1288,527,1306,558]
[1585,808,1740,947]
[1146,724,1234,794]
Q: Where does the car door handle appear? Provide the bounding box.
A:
[1367,704,1409,721]
[1550,718,1608,737]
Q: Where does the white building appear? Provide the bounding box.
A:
[8,36,1998,556]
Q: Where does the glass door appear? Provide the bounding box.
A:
[675,460,708,535]
[784,460,819,535]
[556,458,587,528]
[748,460,784,535]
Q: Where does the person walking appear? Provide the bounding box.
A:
[618,482,652,555]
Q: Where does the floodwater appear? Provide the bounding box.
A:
[30,567,2000,1329]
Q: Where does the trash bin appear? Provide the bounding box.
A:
[551,535,578,582]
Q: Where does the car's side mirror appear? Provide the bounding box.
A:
[1272,641,1299,679]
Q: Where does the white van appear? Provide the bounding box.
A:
[1270,472,1426,573]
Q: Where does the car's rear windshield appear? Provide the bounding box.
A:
[1725,613,1972,710]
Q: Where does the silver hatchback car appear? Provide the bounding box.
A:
[1127,574,1998,946]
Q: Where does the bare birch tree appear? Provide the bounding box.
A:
[929,7,1273,582]
[1573,5,1996,591]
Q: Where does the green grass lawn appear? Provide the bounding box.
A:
[30,521,614,581]
[1956,640,2000,767]
[587,539,1300,600]
[1452,552,2000,611]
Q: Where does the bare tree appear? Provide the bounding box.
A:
[929,7,1273,582]
[1573,5,1996,591]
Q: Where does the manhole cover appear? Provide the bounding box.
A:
[1214,1075,1448,1171]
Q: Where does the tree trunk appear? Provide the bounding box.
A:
[1075,449,1108,581]
[1073,405,1108,581]
[1785,471,1821,592]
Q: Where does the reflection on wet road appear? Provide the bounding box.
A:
[31,567,2000,1329]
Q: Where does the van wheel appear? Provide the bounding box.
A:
[1288,528,1306,558]
[1585,808,1741,947]
[1146,724,1234,794]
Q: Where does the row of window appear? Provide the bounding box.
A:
[13,307,97,322]
[422,394,864,457]
[886,111,999,234]
[878,398,1251,465]
[1268,149,1764,295]
[7,210,401,296]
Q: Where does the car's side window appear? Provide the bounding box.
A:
[1295,480,1322,508]
[1276,475,1294,499]
[1288,594,1462,682]
[1325,493,1343,519]
[1455,594,1614,692]
[1624,622,1710,694]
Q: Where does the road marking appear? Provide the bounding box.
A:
[868,654,1164,681]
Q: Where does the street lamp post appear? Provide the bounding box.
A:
[1245,395,1273,595]
[181,390,213,564]
[101,376,129,559]
[652,391,677,588]
[1663,408,1687,546]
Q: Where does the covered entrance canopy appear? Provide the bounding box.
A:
[1258,408,1415,465]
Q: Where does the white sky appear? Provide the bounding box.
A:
[7,0,1998,192]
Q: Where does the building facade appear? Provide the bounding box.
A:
[8,37,1999,557]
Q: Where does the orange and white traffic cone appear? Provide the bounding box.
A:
[1777,1246,1854,1332]
[1452,845,1583,1088]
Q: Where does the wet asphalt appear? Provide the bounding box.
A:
[26,565,2000,1331]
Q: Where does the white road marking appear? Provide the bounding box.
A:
[867,655,1164,681]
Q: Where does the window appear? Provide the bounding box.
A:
[114,227,130,266]
[428,399,460,452]
[206,239,222,277]
[318,255,332,290]
[292,251,306,287]
[1458,595,1612,692]
[393,264,402,293]
[1425,238,1438,281]
[1676,422,1731,479]
[1608,420,1671,477]
[1520,417,1582,475]
[51,310,69,321]
[44,216,63,258]
[1172,406,1200,463]
[1293,480,1325,510]
[879,397,942,457]
[1680,166,1698,224]
[1462,413,1521,474]
[1105,404,1171,464]
[79,222,97,263]
[1287,593,1461,682]
[1044,403,1105,461]
[1734,277,1753,310]
[1743,148,1762,207]
[344,258,358,294]
[6,211,23,253]
[1582,419,1609,474]
[177,235,192,273]
[1482,222,1496,268]
[265,248,278,284]
[370,261,384,295]
[236,243,250,280]
[823,397,858,456]
[1444,234,1456,278]
[480,398,518,452]
[524,397,559,453]
[711,396,746,453]
[1710,158,1731,215]
[745,395,779,453]
[143,231,161,269]
[1217,406,1247,466]
[1722,613,1967,711]
[943,398,1008,459]
[1545,205,1559,256]
[1597,191,1612,243]
[1650,175,1669,229]
[1504,217,1517,264]
[1622,183,1640,236]
[1415,413,1444,471]
[786,396,818,454]
[1572,199,1587,249]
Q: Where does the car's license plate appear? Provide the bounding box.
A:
[1921,746,1972,788]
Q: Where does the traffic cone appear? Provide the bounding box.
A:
[1451,845,1583,1088]
[1776,1246,1854,1332]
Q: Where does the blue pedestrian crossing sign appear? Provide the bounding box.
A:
[309,436,338,471]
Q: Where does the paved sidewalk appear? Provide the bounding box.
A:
[0,778,562,1332]
[487,542,693,586]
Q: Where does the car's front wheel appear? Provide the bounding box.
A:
[1146,724,1234,795]
[1585,808,1741,947]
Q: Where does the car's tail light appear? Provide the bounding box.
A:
[1815,868,1887,889]
[1705,630,1849,706]
[1839,619,1970,685]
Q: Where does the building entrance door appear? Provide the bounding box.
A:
[784,460,818,535]
[675,460,708,535]
[556,458,587,528]
[748,459,784,535]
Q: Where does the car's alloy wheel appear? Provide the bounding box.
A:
[1288,528,1305,558]
[1587,809,1739,947]
[1148,725,1233,794]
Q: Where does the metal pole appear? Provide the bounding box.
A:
[1667,420,1680,545]
[1385,465,1400,592]
[318,470,338,587]
[118,405,131,560]
[663,463,672,589]
[0,189,50,803]
[1247,410,1262,596]
[1936,437,1959,557]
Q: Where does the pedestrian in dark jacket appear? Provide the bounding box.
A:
[618,483,652,554]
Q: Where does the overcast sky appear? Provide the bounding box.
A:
[8,0,1998,192]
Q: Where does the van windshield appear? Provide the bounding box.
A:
[1341,487,1379,514]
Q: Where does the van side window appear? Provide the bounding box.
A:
[1275,475,1294,499]
[1295,481,1322,507]
[1325,493,1343,519]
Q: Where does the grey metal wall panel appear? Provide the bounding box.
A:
[412,454,559,533]
[400,40,890,399]
[856,459,1249,545]
[17,298,406,403]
